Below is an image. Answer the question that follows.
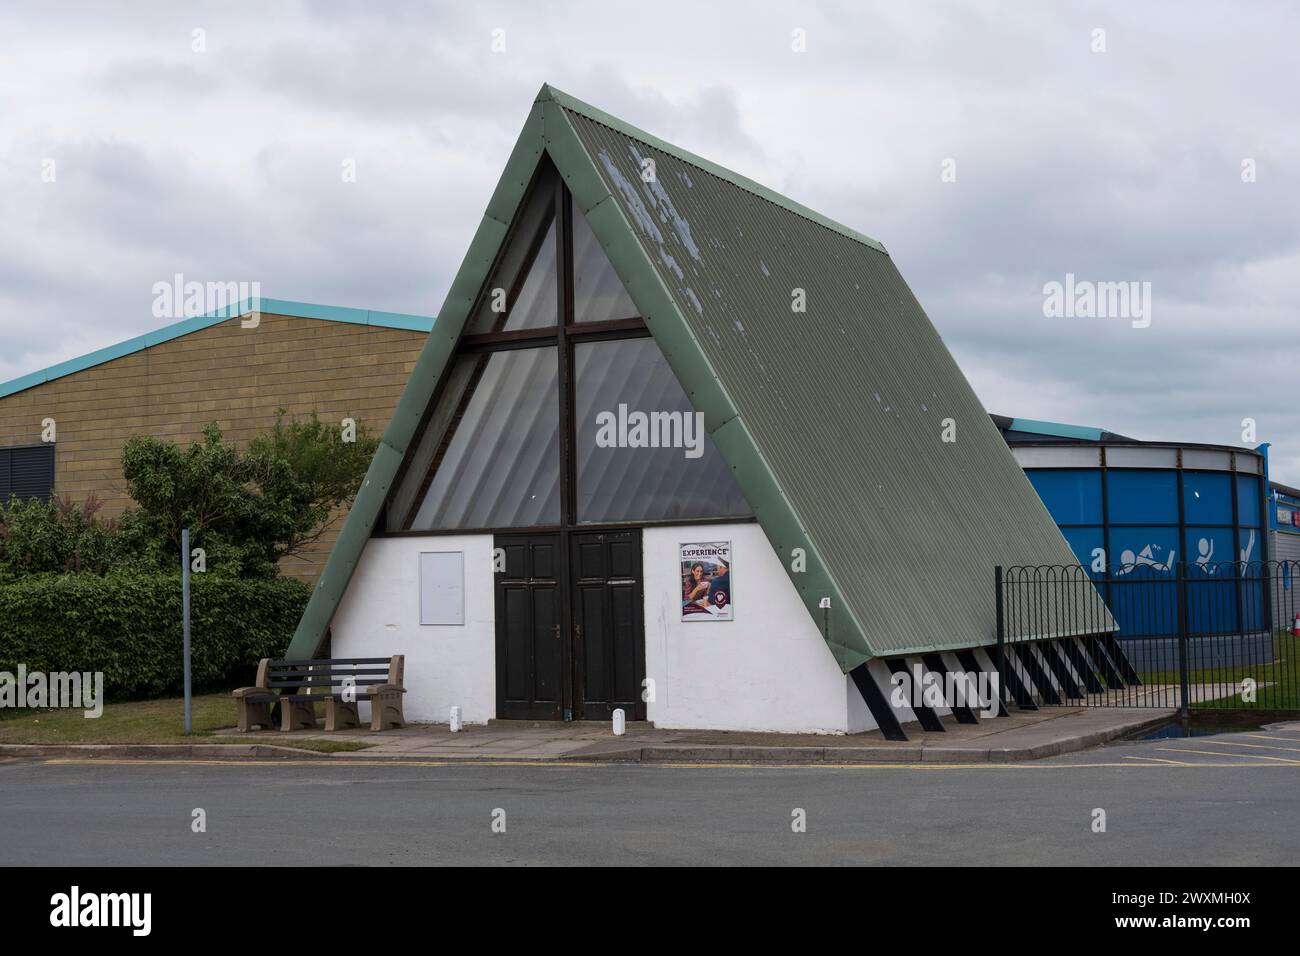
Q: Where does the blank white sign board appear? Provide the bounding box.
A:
[419,551,464,625]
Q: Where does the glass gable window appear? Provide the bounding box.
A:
[389,175,753,535]
[501,219,557,331]
[467,163,559,334]
[407,347,561,529]
[572,202,638,323]
[574,338,750,523]
[466,218,557,333]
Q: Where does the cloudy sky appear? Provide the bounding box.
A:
[3,2,1298,477]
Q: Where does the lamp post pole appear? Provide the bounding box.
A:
[182,527,192,736]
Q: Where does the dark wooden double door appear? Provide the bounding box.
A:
[495,529,646,721]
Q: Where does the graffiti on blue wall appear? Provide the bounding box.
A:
[1025,468,1265,637]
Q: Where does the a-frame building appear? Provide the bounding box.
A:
[287,84,1101,734]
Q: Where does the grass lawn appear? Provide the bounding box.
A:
[0,693,372,753]
[1134,631,1300,711]
[1195,682,1300,711]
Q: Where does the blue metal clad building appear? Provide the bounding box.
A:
[992,415,1270,641]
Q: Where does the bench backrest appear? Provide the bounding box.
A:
[261,656,403,694]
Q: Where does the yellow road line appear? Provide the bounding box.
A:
[1196,739,1300,754]
[33,756,1294,771]
[1123,755,1193,766]
[1156,747,1300,765]
[38,757,1108,770]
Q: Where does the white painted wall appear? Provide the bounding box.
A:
[642,522,875,734]
[330,535,496,724]
[329,522,884,733]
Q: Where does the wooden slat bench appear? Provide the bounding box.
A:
[233,656,406,732]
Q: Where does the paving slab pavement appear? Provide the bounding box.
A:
[209,706,1175,763]
[0,707,1180,764]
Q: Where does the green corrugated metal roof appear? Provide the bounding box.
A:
[0,298,435,400]
[287,84,1102,668]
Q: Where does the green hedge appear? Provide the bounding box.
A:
[0,573,311,700]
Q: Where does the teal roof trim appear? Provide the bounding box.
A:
[1009,417,1104,441]
[0,298,435,400]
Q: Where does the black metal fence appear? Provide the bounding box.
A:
[994,560,1300,714]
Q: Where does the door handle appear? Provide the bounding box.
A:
[552,624,561,641]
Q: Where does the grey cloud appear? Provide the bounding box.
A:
[93,59,221,97]
[2,0,1299,486]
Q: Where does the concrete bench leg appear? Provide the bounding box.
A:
[325,698,360,732]
[280,699,318,732]
[370,691,405,731]
[237,698,274,733]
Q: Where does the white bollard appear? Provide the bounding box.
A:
[612,708,626,736]
[450,705,462,733]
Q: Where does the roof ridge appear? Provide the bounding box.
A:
[540,83,888,255]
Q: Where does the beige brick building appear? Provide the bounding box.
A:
[0,299,432,581]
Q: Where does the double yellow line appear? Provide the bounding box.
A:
[33,756,1300,771]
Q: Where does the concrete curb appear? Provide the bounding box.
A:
[551,713,1173,764]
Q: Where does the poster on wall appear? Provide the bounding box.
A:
[680,541,733,622]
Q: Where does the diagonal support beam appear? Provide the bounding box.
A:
[922,653,977,724]
[1039,640,1083,701]
[1085,634,1125,688]
[957,649,1009,716]
[1013,644,1061,705]
[1066,637,1107,693]
[1102,633,1142,685]
[885,658,945,732]
[849,663,908,741]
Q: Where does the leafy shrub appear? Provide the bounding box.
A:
[1,411,376,582]
[0,572,311,699]
[0,494,124,582]
[122,413,378,577]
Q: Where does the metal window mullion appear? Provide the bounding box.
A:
[556,179,578,718]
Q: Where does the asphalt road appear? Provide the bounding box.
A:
[1,730,1298,865]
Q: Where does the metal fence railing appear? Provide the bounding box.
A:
[995,560,1299,715]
